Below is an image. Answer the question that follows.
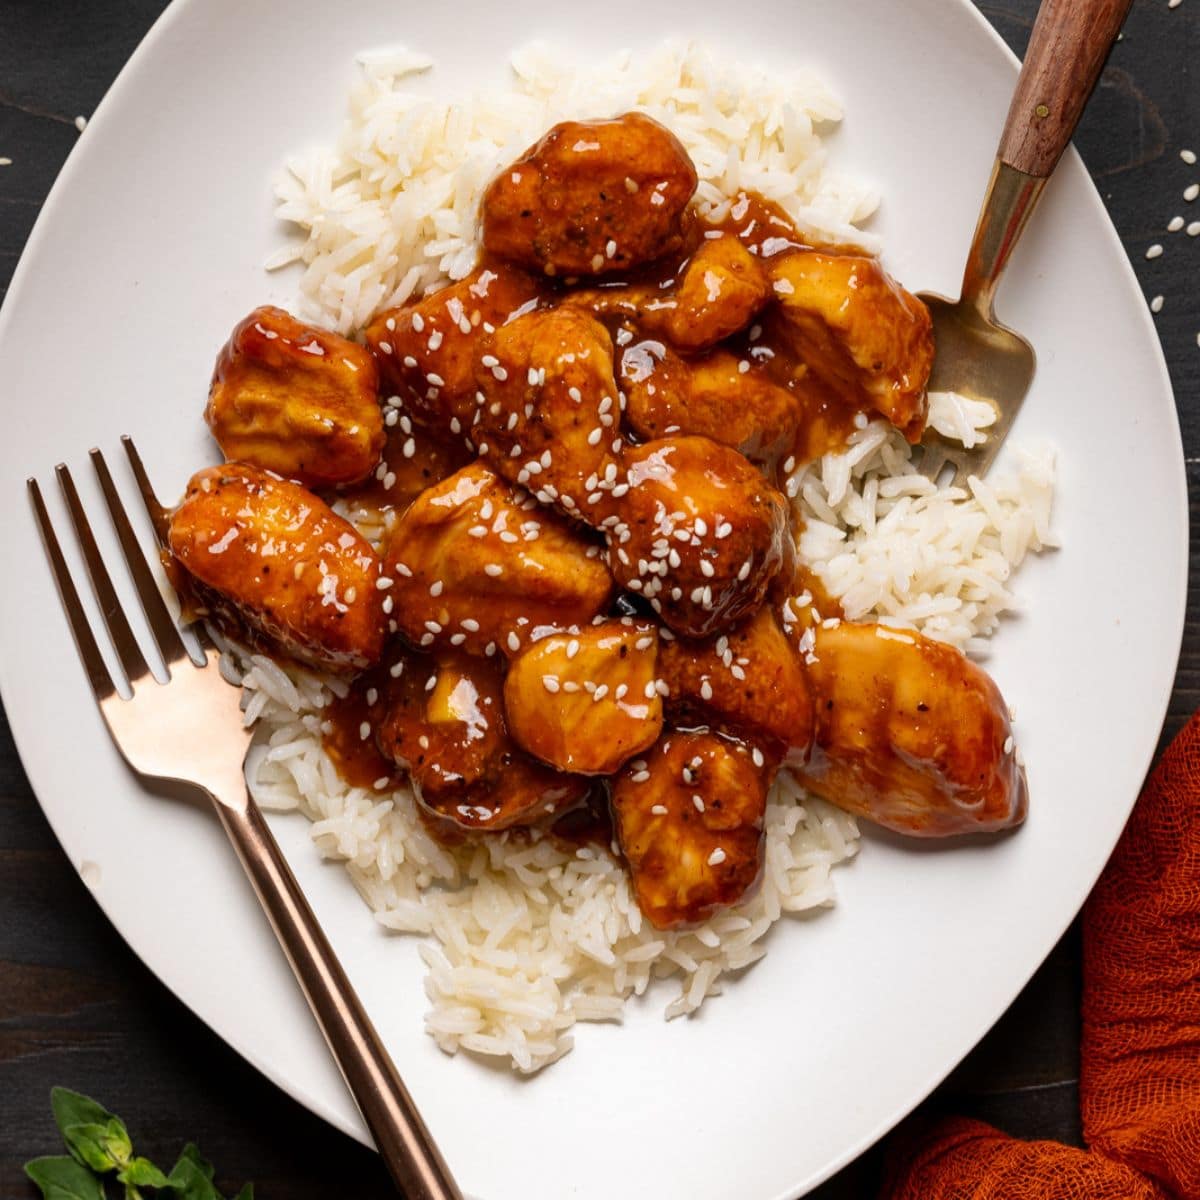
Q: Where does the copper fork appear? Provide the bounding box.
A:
[28,437,463,1200]
[915,0,1132,486]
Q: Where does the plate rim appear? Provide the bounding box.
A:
[0,1,1188,1194]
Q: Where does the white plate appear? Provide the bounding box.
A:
[0,1,1185,1197]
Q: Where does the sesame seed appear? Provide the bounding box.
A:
[375,576,394,590]
[1182,150,1197,165]
[1189,221,1200,236]
[699,559,715,578]
[429,580,444,597]
[428,330,443,350]
[382,596,394,614]
[1151,295,1164,313]
[700,679,713,701]
[358,720,371,740]
[1146,243,1164,259]
[427,372,445,387]
[461,618,480,632]
[450,633,466,645]
[379,341,392,355]
[424,620,442,633]
[507,631,521,652]
[593,684,609,702]
[543,675,561,693]
[707,848,727,867]
[485,563,503,577]
[692,794,705,813]
[389,661,405,678]
[650,802,667,813]
[566,639,580,659]
[562,681,581,693]
[737,559,751,581]
[402,437,416,458]
[1186,183,1200,202]
[751,747,764,768]
[655,679,669,697]
[412,313,425,332]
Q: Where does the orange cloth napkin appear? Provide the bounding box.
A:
[880,710,1200,1200]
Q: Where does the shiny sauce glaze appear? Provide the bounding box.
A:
[324,190,897,840]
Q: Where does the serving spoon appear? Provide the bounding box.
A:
[916,0,1133,485]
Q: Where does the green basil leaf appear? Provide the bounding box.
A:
[169,1143,215,1182]
[230,1185,254,1200]
[165,1145,220,1200]
[118,1156,169,1188]
[63,1119,133,1174]
[51,1090,126,1164]
[24,1155,107,1200]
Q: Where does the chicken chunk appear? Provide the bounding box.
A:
[621,340,800,466]
[365,267,539,433]
[206,306,384,488]
[659,234,771,350]
[658,607,814,759]
[384,462,613,658]
[608,437,792,638]
[168,464,384,673]
[473,308,621,519]
[767,250,934,440]
[796,620,1027,836]
[503,620,662,774]
[375,647,586,831]
[481,112,698,277]
[611,729,769,929]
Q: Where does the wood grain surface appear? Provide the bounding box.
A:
[1,1,1198,1196]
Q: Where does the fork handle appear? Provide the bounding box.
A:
[998,0,1132,178]
[213,794,464,1200]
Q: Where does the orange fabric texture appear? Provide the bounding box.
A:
[881,711,1200,1200]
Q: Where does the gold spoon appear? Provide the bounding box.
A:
[916,0,1134,485]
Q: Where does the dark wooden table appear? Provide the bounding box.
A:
[2,2,1197,1196]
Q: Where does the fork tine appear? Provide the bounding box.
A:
[91,447,191,669]
[28,478,118,701]
[119,435,215,654]
[121,434,172,550]
[56,462,152,686]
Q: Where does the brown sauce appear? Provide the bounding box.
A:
[550,785,616,851]
[321,668,402,791]
[326,189,886,797]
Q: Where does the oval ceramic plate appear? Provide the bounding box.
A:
[0,1,1185,1197]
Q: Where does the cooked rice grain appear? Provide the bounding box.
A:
[243,44,1057,1072]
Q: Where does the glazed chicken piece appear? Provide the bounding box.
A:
[168,464,384,673]
[608,437,792,638]
[503,620,663,774]
[480,112,698,277]
[364,267,539,433]
[611,729,770,929]
[658,607,814,759]
[375,647,587,831]
[620,340,801,466]
[796,620,1027,836]
[384,462,613,658]
[567,235,769,353]
[657,234,771,350]
[767,250,934,440]
[473,307,621,520]
[206,306,384,488]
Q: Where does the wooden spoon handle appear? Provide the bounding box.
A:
[998,0,1133,178]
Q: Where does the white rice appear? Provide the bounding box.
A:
[271,40,880,334]
[247,43,1057,1072]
